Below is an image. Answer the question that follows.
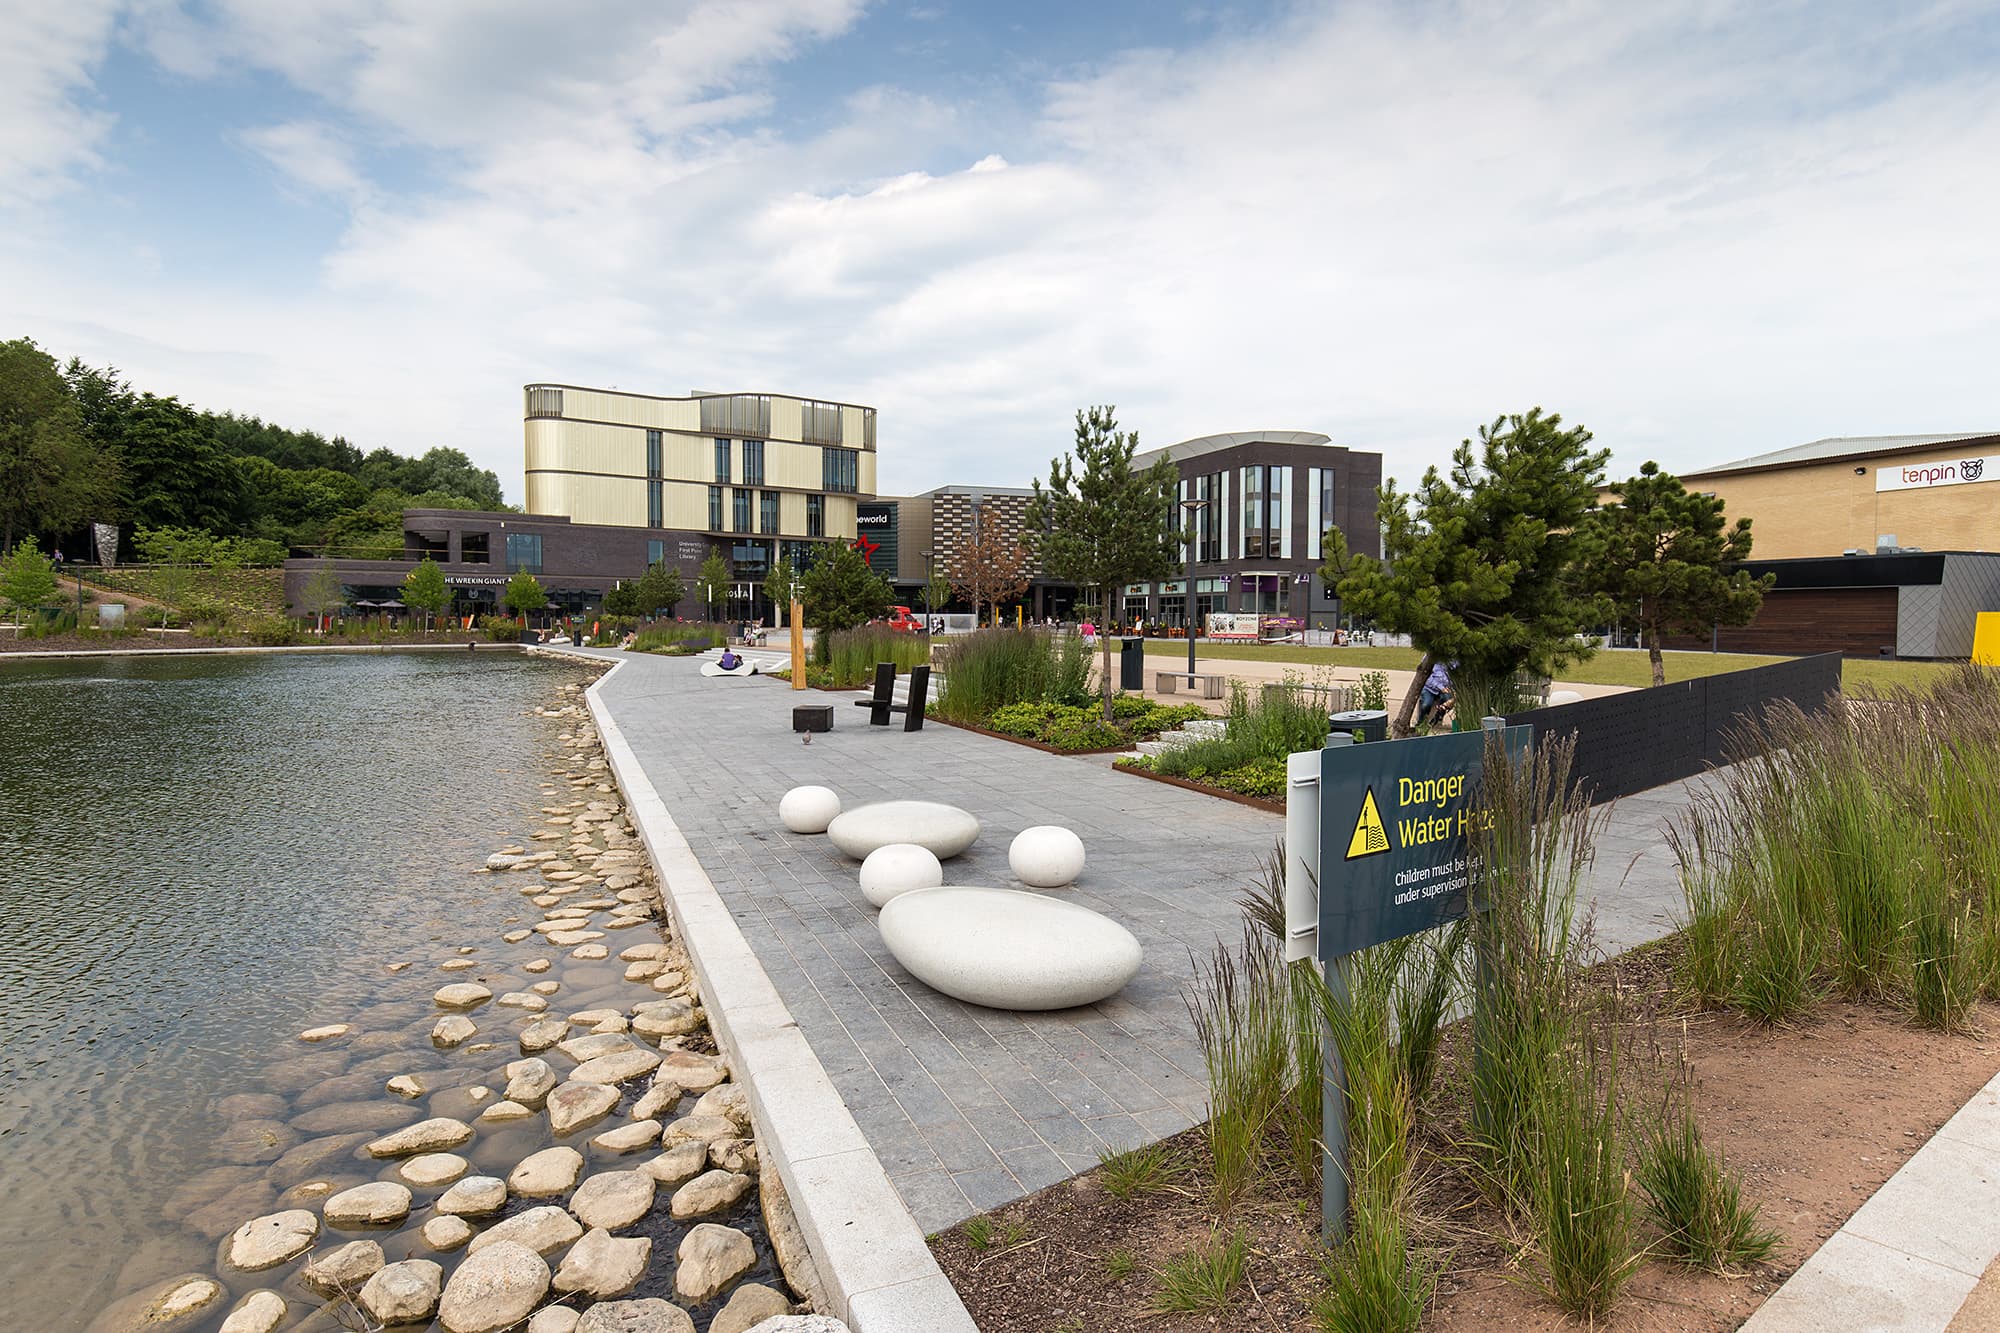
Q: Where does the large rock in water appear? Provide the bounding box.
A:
[826,801,979,859]
[300,1239,385,1297]
[366,1117,474,1157]
[570,1170,656,1229]
[322,1180,413,1225]
[577,1299,697,1333]
[216,1290,286,1333]
[84,1272,227,1333]
[438,1240,551,1333]
[466,1204,583,1257]
[359,1258,443,1325]
[674,1223,755,1303]
[710,1283,791,1333]
[223,1210,319,1272]
[552,1226,651,1299]
[547,1081,620,1134]
[509,1146,585,1196]
[878,886,1141,1010]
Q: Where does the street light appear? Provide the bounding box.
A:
[1179,497,1209,681]
[921,549,935,635]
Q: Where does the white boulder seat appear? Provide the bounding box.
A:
[778,785,841,834]
[859,843,945,908]
[827,800,980,860]
[879,887,1143,1010]
[1009,825,1085,888]
[1547,689,1585,707]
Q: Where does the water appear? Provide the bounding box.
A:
[0,651,599,1328]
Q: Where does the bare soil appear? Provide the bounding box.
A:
[932,938,2000,1331]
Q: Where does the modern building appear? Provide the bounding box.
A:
[282,384,879,622]
[862,432,1383,632]
[1662,551,2000,659]
[1129,430,1382,632]
[1683,431,2000,560]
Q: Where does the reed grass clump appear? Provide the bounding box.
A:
[1635,1082,1779,1273]
[1669,665,2000,1029]
[822,625,930,687]
[933,628,1092,722]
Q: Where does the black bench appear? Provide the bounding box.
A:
[852,662,930,731]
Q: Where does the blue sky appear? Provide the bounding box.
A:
[5,1,2000,503]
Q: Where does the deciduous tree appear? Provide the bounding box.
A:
[1579,462,1772,686]
[504,569,547,622]
[1325,408,1609,734]
[696,547,730,621]
[0,536,57,621]
[947,510,1031,628]
[765,553,799,626]
[799,541,892,662]
[1,339,120,550]
[402,556,450,630]
[1025,406,1182,719]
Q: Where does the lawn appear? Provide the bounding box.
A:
[1160,639,1958,694]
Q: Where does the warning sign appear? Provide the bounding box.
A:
[1344,787,1391,860]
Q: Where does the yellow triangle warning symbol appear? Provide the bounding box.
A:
[1345,786,1392,860]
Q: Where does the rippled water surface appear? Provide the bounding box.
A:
[0,651,592,1328]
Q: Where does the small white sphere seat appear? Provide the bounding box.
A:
[860,843,944,908]
[1009,826,1085,888]
[779,785,841,834]
[827,800,980,859]
[878,887,1142,1011]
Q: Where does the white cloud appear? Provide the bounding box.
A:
[0,0,122,208]
[5,0,2000,507]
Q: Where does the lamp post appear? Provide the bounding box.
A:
[1180,497,1209,680]
[922,549,935,635]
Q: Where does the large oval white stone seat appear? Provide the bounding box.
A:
[779,785,841,834]
[827,801,979,860]
[859,843,944,908]
[878,887,1142,1010]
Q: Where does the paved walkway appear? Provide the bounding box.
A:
[589,649,1702,1232]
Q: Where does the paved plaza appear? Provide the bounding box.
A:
[589,648,1702,1232]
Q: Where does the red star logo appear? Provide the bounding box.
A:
[854,534,880,560]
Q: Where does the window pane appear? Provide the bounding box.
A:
[647,539,665,566]
[708,485,723,531]
[733,489,751,533]
[647,480,663,528]
[760,490,778,535]
[505,532,542,573]
[714,438,730,483]
[646,430,662,478]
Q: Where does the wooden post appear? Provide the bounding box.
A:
[790,599,806,690]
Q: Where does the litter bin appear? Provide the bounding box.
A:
[1329,708,1389,744]
[1119,636,1146,691]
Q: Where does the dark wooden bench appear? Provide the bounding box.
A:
[853,662,930,731]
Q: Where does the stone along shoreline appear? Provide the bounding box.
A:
[86,681,820,1333]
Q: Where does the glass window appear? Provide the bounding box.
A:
[460,532,490,565]
[647,480,663,528]
[862,407,876,451]
[708,485,723,532]
[699,394,771,437]
[806,494,824,538]
[1270,466,1289,559]
[1198,472,1223,563]
[760,490,779,535]
[732,488,752,533]
[714,438,731,483]
[1310,468,1337,559]
[647,539,665,567]
[504,532,543,574]
[801,401,843,445]
[743,439,765,485]
[1242,465,1266,559]
[822,447,858,493]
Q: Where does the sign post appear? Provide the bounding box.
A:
[1303,719,1531,1241]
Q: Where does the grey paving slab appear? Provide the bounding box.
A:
[592,649,1700,1231]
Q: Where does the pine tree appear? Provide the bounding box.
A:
[1325,408,1609,734]
[1025,406,1182,719]
[1580,462,1772,686]
[799,541,892,662]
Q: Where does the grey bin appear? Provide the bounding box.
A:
[1329,708,1388,744]
[1118,636,1146,691]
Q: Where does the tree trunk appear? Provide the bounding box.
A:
[1647,627,1666,687]
[1392,652,1434,739]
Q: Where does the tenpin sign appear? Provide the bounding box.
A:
[1317,725,1532,960]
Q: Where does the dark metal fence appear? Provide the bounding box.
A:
[1500,653,1843,804]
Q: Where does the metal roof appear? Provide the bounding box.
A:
[1130,429,1332,469]
[1688,432,2000,477]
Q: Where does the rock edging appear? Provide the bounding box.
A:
[579,652,977,1333]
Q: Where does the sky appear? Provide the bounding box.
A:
[5,0,2000,504]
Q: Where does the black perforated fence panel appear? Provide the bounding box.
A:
[1500,653,1843,804]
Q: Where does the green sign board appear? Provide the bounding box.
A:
[1316,725,1532,960]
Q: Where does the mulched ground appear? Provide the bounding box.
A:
[933,936,2000,1331]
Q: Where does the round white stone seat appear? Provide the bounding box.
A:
[1009,825,1085,888]
[859,843,944,908]
[779,785,841,834]
[827,801,980,860]
[878,887,1142,1010]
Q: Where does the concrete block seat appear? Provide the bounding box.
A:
[827,801,980,860]
[1008,826,1085,888]
[878,887,1143,1010]
[778,785,841,834]
[860,843,945,907]
[1155,670,1226,699]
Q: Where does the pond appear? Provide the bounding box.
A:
[0,651,608,1328]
